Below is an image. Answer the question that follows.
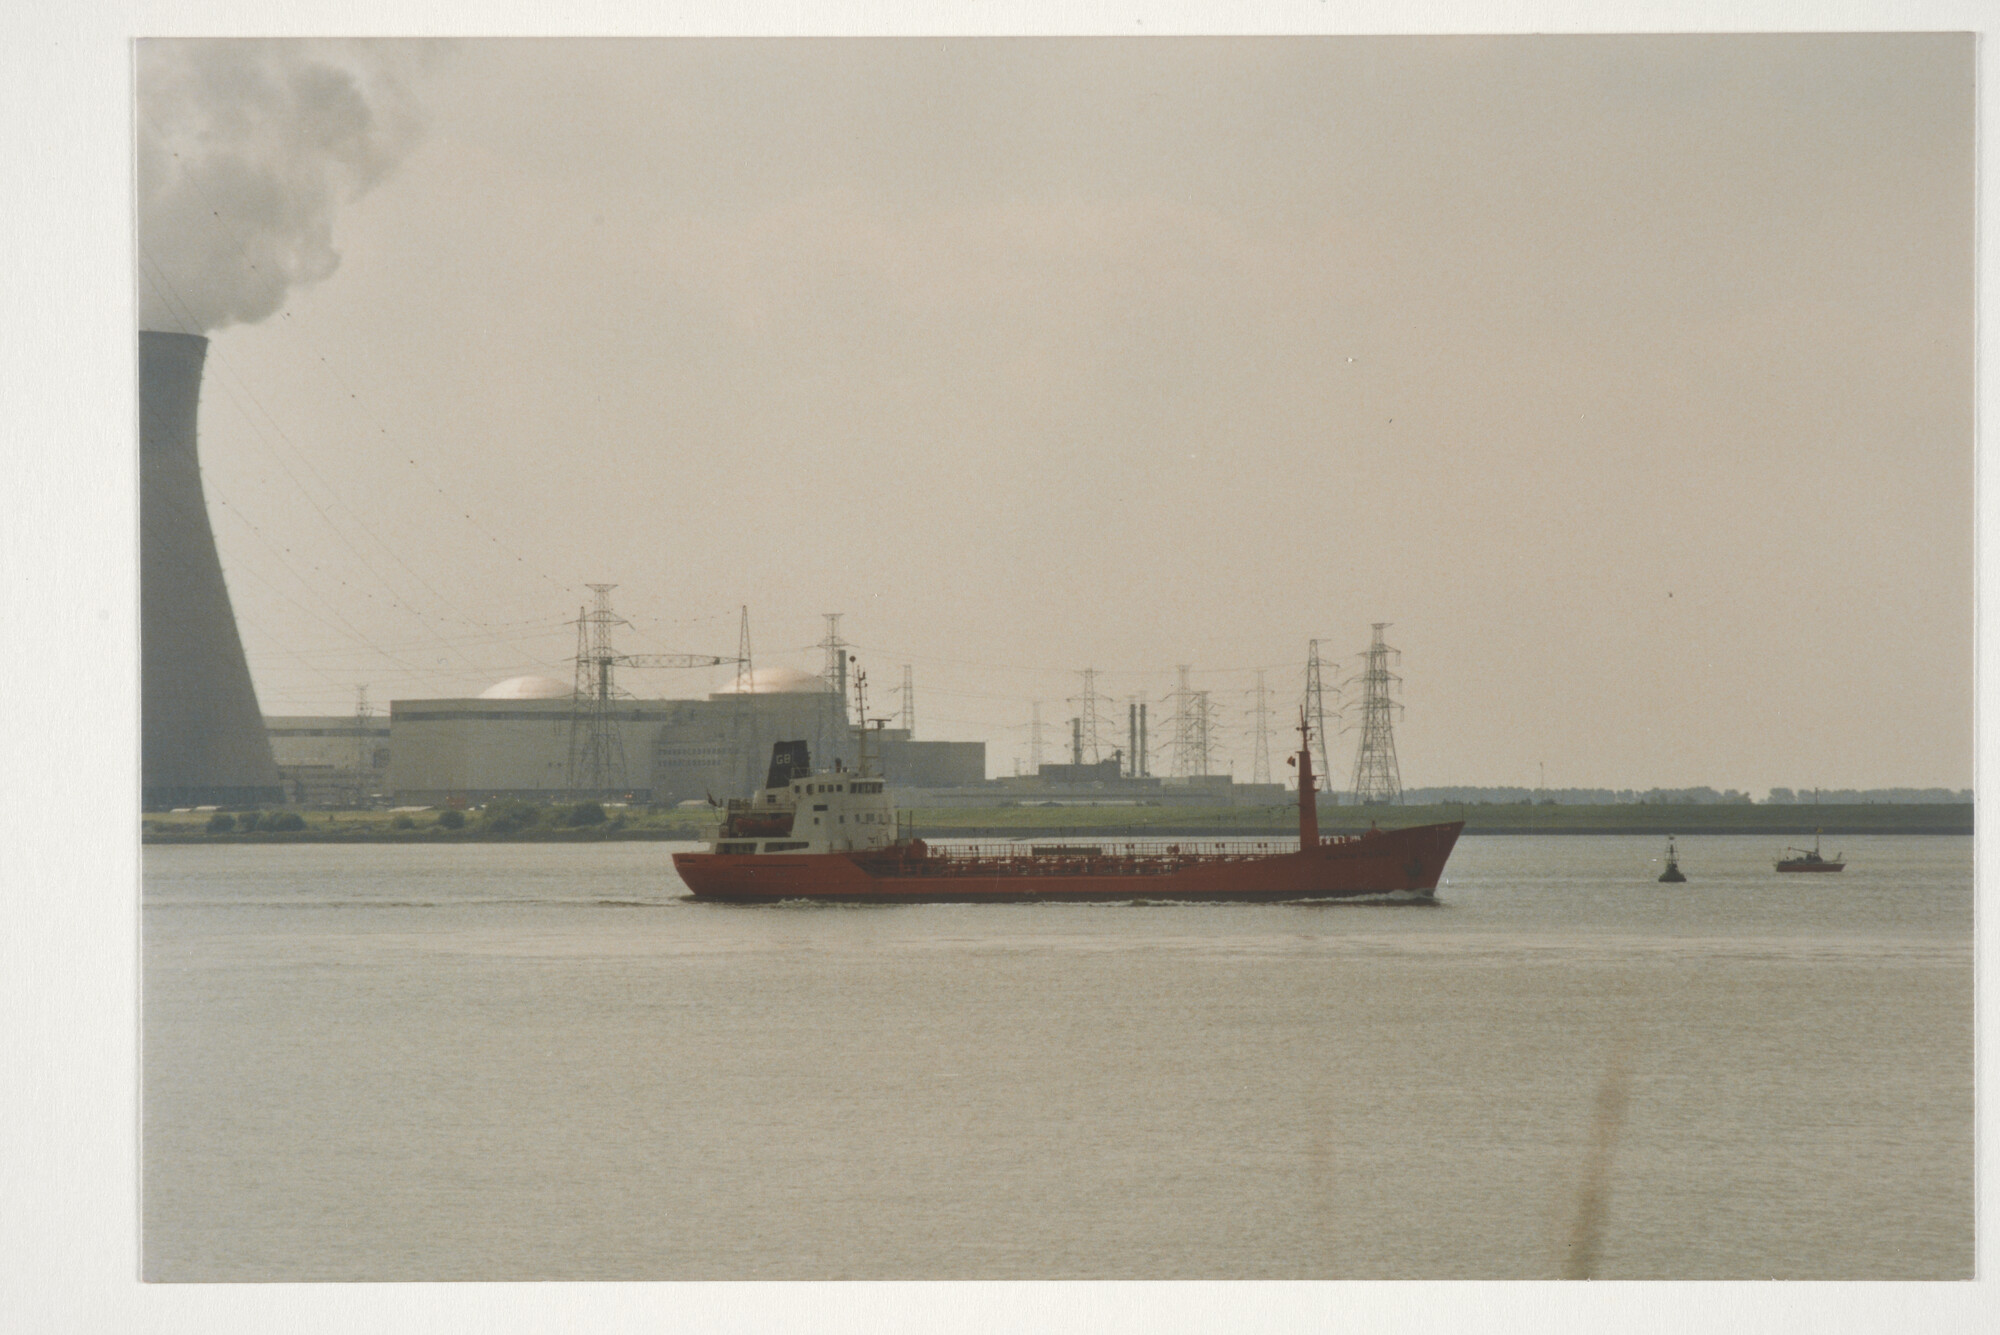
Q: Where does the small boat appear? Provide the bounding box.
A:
[1775,830,1844,873]
[1658,835,1686,883]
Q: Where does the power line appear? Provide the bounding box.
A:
[565,584,630,794]
[139,253,563,683]
[1066,668,1115,765]
[1302,639,1336,798]
[1249,670,1274,786]
[137,127,586,608]
[1347,623,1404,805]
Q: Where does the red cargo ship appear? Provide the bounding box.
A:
[672,698,1462,904]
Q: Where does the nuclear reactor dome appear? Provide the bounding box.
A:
[479,675,573,700]
[710,666,831,697]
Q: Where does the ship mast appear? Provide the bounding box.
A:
[850,660,888,777]
[1295,710,1320,848]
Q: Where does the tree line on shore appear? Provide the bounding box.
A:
[179,801,632,837]
[1400,786,1972,806]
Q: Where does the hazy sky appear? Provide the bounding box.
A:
[137,35,1973,790]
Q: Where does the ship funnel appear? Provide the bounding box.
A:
[765,740,812,789]
[141,330,284,808]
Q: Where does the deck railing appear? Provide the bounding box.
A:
[921,838,1305,861]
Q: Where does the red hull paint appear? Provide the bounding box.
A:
[673,821,1464,904]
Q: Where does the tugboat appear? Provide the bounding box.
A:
[1776,830,1844,873]
[1657,835,1686,883]
[672,671,1464,904]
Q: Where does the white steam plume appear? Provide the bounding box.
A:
[137,40,431,334]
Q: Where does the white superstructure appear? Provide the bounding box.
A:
[709,759,899,856]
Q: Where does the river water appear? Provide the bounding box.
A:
[141,834,1971,1281]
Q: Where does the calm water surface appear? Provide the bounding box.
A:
[142,835,1972,1280]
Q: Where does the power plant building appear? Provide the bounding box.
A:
[383,667,984,806]
[266,714,392,806]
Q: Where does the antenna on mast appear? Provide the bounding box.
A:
[1292,708,1320,847]
[850,658,890,777]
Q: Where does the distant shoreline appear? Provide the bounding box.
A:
[141,802,1972,844]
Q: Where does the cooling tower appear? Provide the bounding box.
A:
[140,330,284,808]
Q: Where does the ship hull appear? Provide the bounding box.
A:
[673,821,1464,904]
[1775,863,1844,873]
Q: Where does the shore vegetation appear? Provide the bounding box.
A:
[142,800,1969,843]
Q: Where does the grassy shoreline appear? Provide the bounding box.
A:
[142,802,1971,844]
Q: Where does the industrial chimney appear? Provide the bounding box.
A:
[140,330,284,808]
